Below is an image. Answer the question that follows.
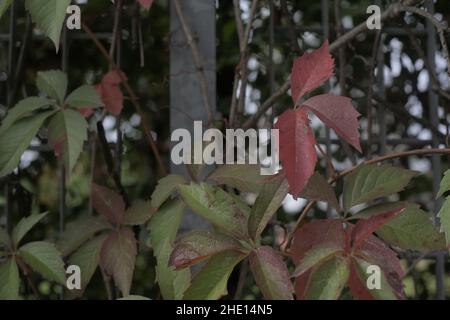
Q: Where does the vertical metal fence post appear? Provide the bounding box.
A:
[375,0,386,156]
[59,25,69,300]
[4,0,17,235]
[425,0,445,300]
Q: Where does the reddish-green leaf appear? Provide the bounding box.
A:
[124,200,153,226]
[291,219,346,299]
[302,94,361,152]
[138,0,154,10]
[169,230,242,269]
[299,172,340,212]
[350,206,405,251]
[91,183,126,225]
[292,244,343,277]
[348,257,404,300]
[274,108,317,197]
[249,246,293,300]
[291,219,345,265]
[100,228,137,297]
[291,41,334,104]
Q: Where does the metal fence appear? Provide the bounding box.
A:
[1,0,448,299]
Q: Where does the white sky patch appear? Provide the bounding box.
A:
[282,194,307,215]
[417,69,429,92]
[408,157,431,172]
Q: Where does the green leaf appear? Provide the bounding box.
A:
[124,200,153,226]
[19,241,66,285]
[248,175,289,241]
[25,1,71,51]
[0,97,54,135]
[57,215,111,256]
[437,196,450,247]
[151,174,186,210]
[0,0,12,19]
[169,230,242,269]
[12,212,48,248]
[343,164,418,211]
[148,199,190,300]
[183,250,245,300]
[0,259,20,300]
[117,295,151,300]
[354,202,445,251]
[208,164,265,193]
[35,70,68,102]
[349,202,407,220]
[300,172,340,212]
[48,109,88,173]
[249,246,293,300]
[305,256,349,300]
[66,234,107,299]
[65,85,104,109]
[100,228,137,297]
[0,110,54,177]
[178,183,250,240]
[437,169,450,198]
[293,245,343,277]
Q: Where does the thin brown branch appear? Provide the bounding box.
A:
[81,21,167,175]
[173,0,214,124]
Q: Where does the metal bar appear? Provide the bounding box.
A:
[275,26,428,36]
[4,0,17,234]
[58,24,69,301]
[375,0,386,156]
[424,0,445,300]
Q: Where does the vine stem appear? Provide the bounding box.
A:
[284,147,450,250]
[81,21,167,176]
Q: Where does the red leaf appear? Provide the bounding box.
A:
[274,108,317,197]
[291,41,334,105]
[348,259,375,300]
[103,70,127,85]
[78,108,94,118]
[351,207,405,251]
[249,246,294,300]
[303,94,362,152]
[137,0,154,10]
[96,71,126,116]
[294,270,312,300]
[91,183,126,225]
